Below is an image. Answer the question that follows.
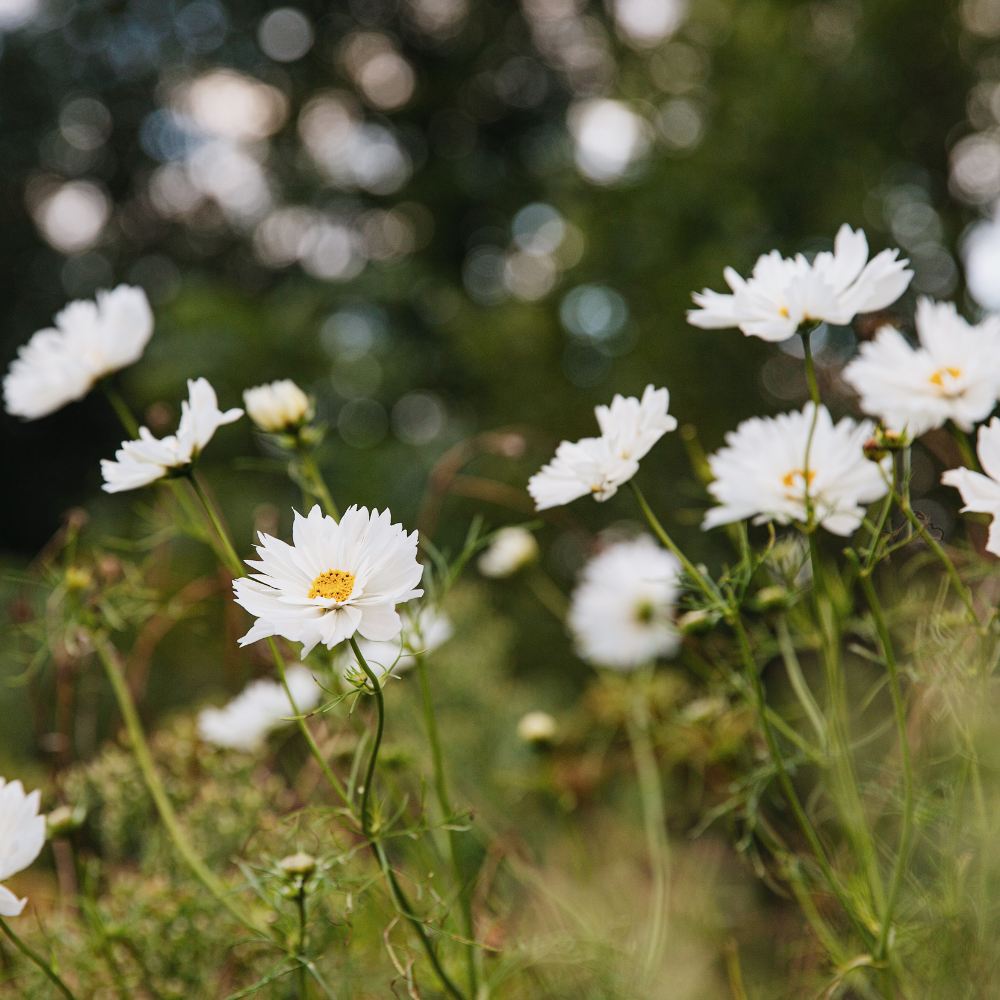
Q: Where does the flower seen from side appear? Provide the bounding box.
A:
[687,224,912,342]
[244,379,312,433]
[101,378,243,493]
[233,504,424,659]
[942,417,1000,556]
[842,298,1000,438]
[197,665,322,751]
[340,605,452,680]
[3,285,153,419]
[529,384,676,510]
[0,778,46,917]
[478,526,539,578]
[568,536,681,669]
[703,403,890,536]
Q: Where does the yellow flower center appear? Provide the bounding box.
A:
[308,569,355,602]
[782,469,816,489]
[929,366,962,388]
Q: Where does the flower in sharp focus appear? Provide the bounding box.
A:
[3,285,153,420]
[942,417,1000,556]
[478,526,539,578]
[703,403,890,536]
[687,224,912,342]
[101,378,243,493]
[340,605,452,680]
[233,504,424,659]
[529,384,676,510]
[0,778,46,917]
[842,298,1000,438]
[243,379,312,433]
[568,536,681,669]
[197,665,322,751]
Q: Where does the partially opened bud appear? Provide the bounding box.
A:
[478,527,538,578]
[279,852,316,878]
[244,379,312,434]
[517,711,558,745]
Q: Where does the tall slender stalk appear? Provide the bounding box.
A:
[295,886,309,999]
[189,474,243,576]
[799,324,822,408]
[0,916,78,1000]
[949,420,980,472]
[297,451,339,521]
[101,383,140,438]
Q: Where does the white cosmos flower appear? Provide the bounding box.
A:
[942,417,1000,556]
[478,526,539,578]
[233,504,424,659]
[703,403,890,536]
[569,536,681,669]
[842,298,1000,438]
[101,378,243,493]
[529,384,676,509]
[0,778,46,917]
[340,605,452,680]
[197,665,322,751]
[688,225,913,342]
[244,379,312,433]
[3,285,153,419]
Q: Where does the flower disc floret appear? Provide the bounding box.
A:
[0,778,46,917]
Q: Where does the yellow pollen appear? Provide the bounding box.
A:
[778,306,789,317]
[782,469,816,488]
[929,367,962,387]
[308,569,355,602]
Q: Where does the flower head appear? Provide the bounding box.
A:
[942,417,1000,556]
[4,285,153,419]
[340,605,452,680]
[568,536,681,669]
[842,299,1000,438]
[517,711,558,744]
[197,666,322,751]
[688,225,912,342]
[244,379,312,433]
[529,385,676,510]
[233,505,424,659]
[478,526,539,578]
[0,778,46,917]
[703,403,890,535]
[101,378,243,493]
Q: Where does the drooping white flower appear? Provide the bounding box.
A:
[529,384,676,510]
[0,778,46,917]
[243,379,311,433]
[688,225,913,342]
[340,605,453,680]
[568,536,681,669]
[3,285,153,419]
[478,526,539,578]
[703,403,890,536]
[842,298,1000,438]
[942,417,1000,556]
[197,665,322,751]
[101,378,243,493]
[233,504,424,659]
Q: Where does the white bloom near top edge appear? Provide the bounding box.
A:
[243,378,311,433]
[569,536,681,669]
[197,665,322,751]
[340,605,452,680]
[3,285,153,420]
[101,378,243,493]
[842,298,1000,438]
[233,504,424,659]
[529,384,677,510]
[0,778,46,917]
[703,403,891,536]
[688,225,913,342]
[942,417,1000,556]
[478,526,539,578]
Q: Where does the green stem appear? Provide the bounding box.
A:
[626,669,671,975]
[776,617,827,755]
[189,474,243,576]
[0,916,78,1000]
[102,383,140,439]
[949,420,980,472]
[296,889,309,999]
[298,451,339,521]
[800,324,822,408]
[525,567,569,621]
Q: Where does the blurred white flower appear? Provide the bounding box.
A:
[517,710,558,743]
[0,778,46,917]
[4,285,153,420]
[568,99,649,184]
[101,378,243,493]
[569,536,680,669]
[340,605,452,679]
[478,526,539,577]
[197,665,322,751]
[688,225,913,342]
[244,378,311,432]
[942,417,1000,556]
[962,210,1000,311]
[233,505,423,659]
[842,298,1000,438]
[529,384,676,509]
[703,403,890,536]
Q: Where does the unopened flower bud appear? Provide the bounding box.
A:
[753,584,789,610]
[517,711,557,745]
[47,804,86,837]
[677,609,716,633]
[64,566,93,590]
[244,380,312,434]
[479,527,539,578]
[279,852,316,878]
[864,427,906,462]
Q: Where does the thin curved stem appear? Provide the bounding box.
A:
[101,383,139,439]
[0,915,78,1000]
[949,420,980,472]
[296,888,309,999]
[189,473,243,576]
[298,451,339,521]
[800,324,822,408]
